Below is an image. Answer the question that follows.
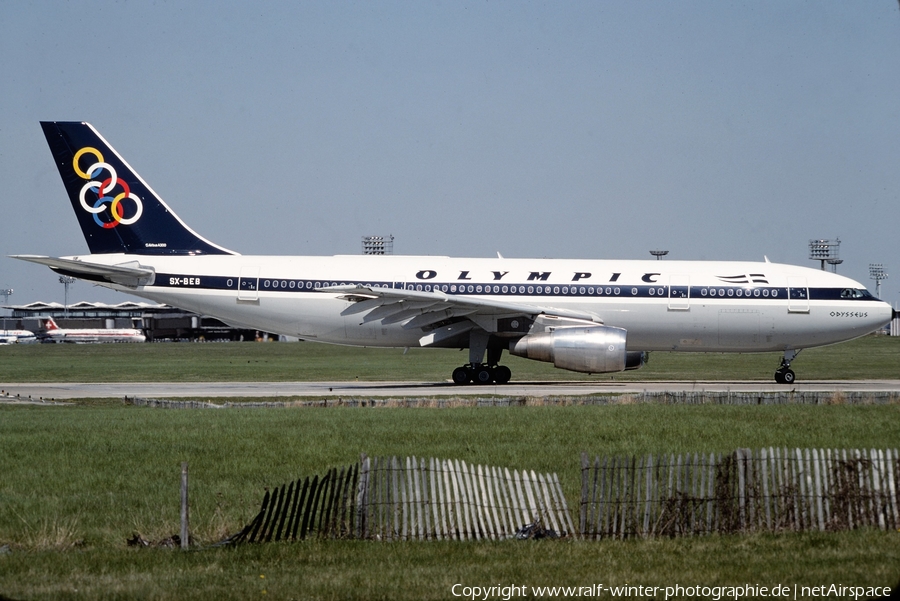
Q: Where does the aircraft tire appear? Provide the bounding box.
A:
[493,365,512,384]
[774,369,795,384]
[474,366,493,384]
[452,366,471,385]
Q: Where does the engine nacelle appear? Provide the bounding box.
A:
[509,325,631,373]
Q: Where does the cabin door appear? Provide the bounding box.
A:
[668,275,690,310]
[238,266,260,302]
[787,276,809,313]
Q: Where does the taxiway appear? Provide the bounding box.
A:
[2,379,899,400]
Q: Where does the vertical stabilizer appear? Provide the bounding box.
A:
[41,122,236,256]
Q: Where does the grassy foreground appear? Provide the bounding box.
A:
[1,403,899,599]
[1,533,897,600]
[0,334,898,383]
[2,337,899,599]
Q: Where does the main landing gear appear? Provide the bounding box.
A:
[774,349,800,384]
[452,363,512,385]
[451,331,512,384]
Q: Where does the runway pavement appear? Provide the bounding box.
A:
[2,379,900,400]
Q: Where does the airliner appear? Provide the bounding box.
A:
[38,317,146,344]
[12,122,894,383]
[0,330,37,345]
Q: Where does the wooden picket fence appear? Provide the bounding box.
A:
[222,447,898,544]
[580,448,900,539]
[358,456,574,540]
[224,456,573,544]
[224,464,361,544]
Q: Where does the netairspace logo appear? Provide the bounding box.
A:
[450,582,895,600]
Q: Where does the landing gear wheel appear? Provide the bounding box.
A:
[474,366,494,384]
[452,366,471,385]
[774,349,800,385]
[493,365,512,384]
[774,369,795,385]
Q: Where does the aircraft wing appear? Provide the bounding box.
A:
[10,255,155,287]
[323,284,602,346]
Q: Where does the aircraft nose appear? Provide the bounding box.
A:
[877,300,895,327]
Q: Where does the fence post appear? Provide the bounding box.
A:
[886,449,899,529]
[357,453,369,539]
[580,453,589,536]
[180,462,189,550]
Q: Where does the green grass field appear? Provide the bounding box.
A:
[1,338,899,599]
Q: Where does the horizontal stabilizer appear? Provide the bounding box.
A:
[10,255,155,287]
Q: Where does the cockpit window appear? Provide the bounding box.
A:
[840,288,869,299]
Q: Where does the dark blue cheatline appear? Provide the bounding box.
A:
[153,273,872,303]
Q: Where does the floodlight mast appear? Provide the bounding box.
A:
[809,239,840,271]
[362,235,394,255]
[826,258,843,273]
[59,276,75,318]
[1,288,11,330]
[650,250,669,260]
[869,264,888,300]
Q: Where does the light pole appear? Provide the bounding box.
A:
[809,239,840,271]
[650,250,669,260]
[362,235,394,255]
[59,276,76,318]
[869,264,887,300]
[0,288,11,331]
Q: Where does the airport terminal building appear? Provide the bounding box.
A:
[2,301,279,341]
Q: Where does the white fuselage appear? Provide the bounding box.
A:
[42,325,145,343]
[0,330,37,345]
[64,253,891,353]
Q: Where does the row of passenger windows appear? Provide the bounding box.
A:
[430,284,626,295]
[257,279,783,298]
[701,287,777,298]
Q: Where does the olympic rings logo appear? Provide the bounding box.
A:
[73,146,143,229]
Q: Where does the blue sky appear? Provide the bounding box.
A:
[2,1,899,307]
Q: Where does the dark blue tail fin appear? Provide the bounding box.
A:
[41,121,235,256]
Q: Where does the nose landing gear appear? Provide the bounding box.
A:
[774,349,800,384]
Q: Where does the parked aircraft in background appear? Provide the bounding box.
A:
[13,122,895,382]
[0,329,37,344]
[39,317,146,344]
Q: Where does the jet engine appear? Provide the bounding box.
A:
[509,325,645,373]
